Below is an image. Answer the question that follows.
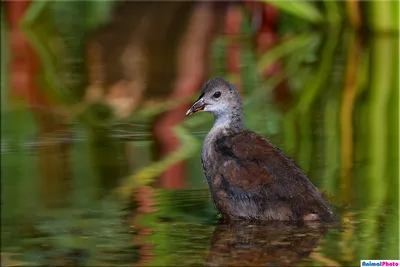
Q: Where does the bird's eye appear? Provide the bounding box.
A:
[213,91,221,98]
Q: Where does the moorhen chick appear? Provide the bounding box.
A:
[186,77,335,222]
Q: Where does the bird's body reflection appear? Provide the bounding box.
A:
[205,221,331,266]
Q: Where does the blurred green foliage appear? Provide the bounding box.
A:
[1,0,399,266]
[265,0,323,23]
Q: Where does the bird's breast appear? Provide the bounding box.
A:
[201,135,220,182]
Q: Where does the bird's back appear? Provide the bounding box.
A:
[207,130,335,222]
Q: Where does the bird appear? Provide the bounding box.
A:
[185,77,335,222]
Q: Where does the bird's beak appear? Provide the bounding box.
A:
[186,97,206,116]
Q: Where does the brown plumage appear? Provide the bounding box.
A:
[186,77,335,222]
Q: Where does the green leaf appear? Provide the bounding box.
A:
[263,0,323,23]
[257,34,315,76]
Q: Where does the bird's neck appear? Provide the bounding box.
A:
[202,110,244,177]
[210,109,244,137]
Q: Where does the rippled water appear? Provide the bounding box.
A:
[1,126,399,266]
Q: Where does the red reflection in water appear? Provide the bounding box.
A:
[131,185,157,266]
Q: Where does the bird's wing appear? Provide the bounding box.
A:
[215,131,330,214]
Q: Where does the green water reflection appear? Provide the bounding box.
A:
[1,105,399,266]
